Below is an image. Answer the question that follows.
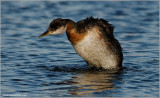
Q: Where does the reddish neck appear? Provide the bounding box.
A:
[66,21,87,45]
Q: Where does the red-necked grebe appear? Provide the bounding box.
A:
[39,17,123,69]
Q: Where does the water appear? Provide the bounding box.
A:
[1,1,159,97]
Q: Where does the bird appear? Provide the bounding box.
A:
[39,17,123,70]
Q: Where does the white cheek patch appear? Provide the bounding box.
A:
[51,26,66,35]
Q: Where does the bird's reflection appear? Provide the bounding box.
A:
[70,70,120,96]
[59,69,121,96]
[43,66,122,97]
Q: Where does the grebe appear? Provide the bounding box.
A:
[39,17,123,69]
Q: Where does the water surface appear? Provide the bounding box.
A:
[1,1,159,97]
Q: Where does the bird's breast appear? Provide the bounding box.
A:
[72,29,118,69]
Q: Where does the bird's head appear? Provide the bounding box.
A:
[39,18,69,38]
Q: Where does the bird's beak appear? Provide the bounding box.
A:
[39,31,51,38]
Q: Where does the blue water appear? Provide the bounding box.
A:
[1,1,159,97]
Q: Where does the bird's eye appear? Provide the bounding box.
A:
[50,24,56,28]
